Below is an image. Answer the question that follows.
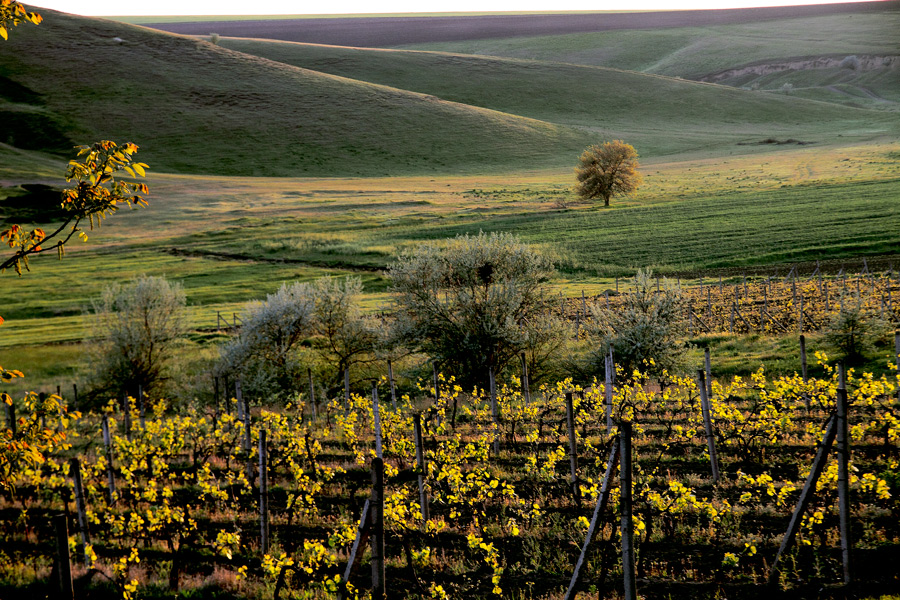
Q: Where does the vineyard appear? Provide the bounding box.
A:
[2,346,899,599]
[565,268,900,337]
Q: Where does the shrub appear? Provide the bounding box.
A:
[388,232,564,388]
[587,269,684,382]
[209,33,220,45]
[840,55,860,70]
[90,275,186,398]
[823,305,886,364]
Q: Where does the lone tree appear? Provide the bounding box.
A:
[574,140,642,207]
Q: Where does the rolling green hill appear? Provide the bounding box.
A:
[397,7,900,112]
[0,10,588,177]
[216,37,899,155]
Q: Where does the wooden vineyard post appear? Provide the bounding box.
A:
[704,347,713,401]
[729,303,735,333]
[489,367,500,455]
[387,359,397,410]
[697,370,720,484]
[341,500,371,598]
[259,429,269,554]
[615,277,619,293]
[800,335,808,383]
[344,367,351,405]
[521,352,531,404]
[53,514,75,600]
[798,294,804,333]
[564,440,620,600]
[370,457,386,600]
[235,379,243,420]
[72,383,78,412]
[123,393,132,441]
[242,387,251,455]
[138,384,145,429]
[565,392,580,503]
[102,416,117,504]
[413,414,430,522]
[432,361,440,403]
[825,281,830,312]
[69,458,92,565]
[836,364,852,585]
[768,414,837,586]
[372,384,383,459]
[800,334,810,409]
[308,368,317,421]
[604,354,613,435]
[895,331,899,402]
[620,421,637,600]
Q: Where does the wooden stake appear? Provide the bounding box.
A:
[138,385,145,429]
[704,348,713,401]
[387,360,397,410]
[372,384,383,459]
[520,352,531,405]
[342,500,371,596]
[259,430,269,554]
[605,354,613,435]
[620,422,637,600]
[123,393,132,441]
[413,414,430,522]
[344,368,351,404]
[800,334,808,383]
[308,368,317,421]
[370,457,386,600]
[564,441,620,600]
[768,414,837,586]
[836,364,852,585]
[69,458,92,565]
[53,514,75,600]
[489,368,500,455]
[697,370,720,484]
[565,392,579,502]
[5,397,15,437]
[242,386,251,454]
[72,383,78,412]
[236,379,243,420]
[102,416,117,505]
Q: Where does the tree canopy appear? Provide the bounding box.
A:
[574,140,642,207]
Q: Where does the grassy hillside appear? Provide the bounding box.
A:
[0,10,587,177]
[399,7,900,111]
[215,37,899,156]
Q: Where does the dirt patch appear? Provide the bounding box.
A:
[700,54,898,83]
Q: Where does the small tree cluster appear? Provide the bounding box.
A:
[218,277,376,400]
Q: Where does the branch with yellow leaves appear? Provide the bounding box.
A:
[1,140,149,275]
[0,0,41,40]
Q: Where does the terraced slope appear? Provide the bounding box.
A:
[0,10,585,176]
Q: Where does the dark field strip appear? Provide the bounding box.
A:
[142,3,889,48]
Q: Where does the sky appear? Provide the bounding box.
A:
[30,0,886,17]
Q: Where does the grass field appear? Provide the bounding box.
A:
[1,6,898,394]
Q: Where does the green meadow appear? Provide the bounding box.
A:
[1,5,899,390]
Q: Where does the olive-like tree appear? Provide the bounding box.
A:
[91,275,186,397]
[574,140,642,207]
[388,232,563,388]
